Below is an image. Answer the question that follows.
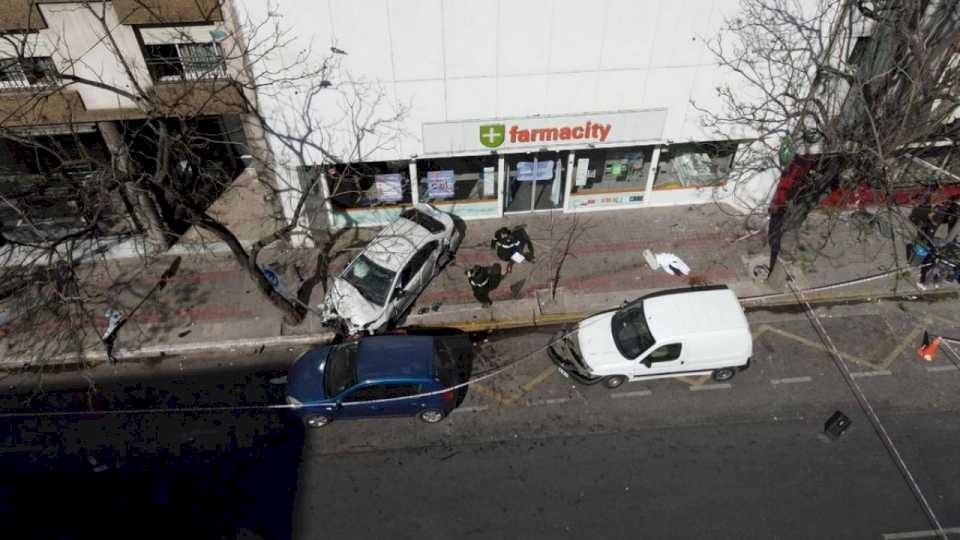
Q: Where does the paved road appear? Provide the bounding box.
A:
[299,411,958,540]
[2,298,960,539]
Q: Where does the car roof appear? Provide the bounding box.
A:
[355,335,435,382]
[643,287,749,341]
[362,216,434,272]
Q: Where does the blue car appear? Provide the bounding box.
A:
[285,334,470,428]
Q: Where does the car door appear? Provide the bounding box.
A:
[393,241,439,317]
[632,342,684,378]
[338,383,423,418]
[338,384,389,418]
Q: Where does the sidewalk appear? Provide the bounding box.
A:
[0,202,938,369]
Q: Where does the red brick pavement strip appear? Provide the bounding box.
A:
[418,268,741,305]
[453,233,730,265]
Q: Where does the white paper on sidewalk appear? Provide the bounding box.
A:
[654,252,690,276]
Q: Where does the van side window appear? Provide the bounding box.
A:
[647,343,682,362]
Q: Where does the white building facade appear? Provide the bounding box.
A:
[237,0,780,233]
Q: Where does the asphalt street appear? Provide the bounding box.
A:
[1,298,960,539]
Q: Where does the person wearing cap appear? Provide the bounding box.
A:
[466,265,493,307]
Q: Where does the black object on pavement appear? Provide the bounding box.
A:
[824,411,852,439]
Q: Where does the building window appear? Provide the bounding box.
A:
[417,156,498,203]
[143,42,225,82]
[653,142,738,190]
[572,147,651,194]
[0,57,58,90]
[326,161,413,210]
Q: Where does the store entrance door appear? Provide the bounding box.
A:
[504,152,566,213]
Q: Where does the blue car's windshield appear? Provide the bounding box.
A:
[342,254,396,306]
[323,342,359,397]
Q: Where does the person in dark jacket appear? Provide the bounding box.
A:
[491,227,534,274]
[466,265,493,307]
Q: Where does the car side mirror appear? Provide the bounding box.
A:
[394,287,406,298]
[335,400,343,409]
[641,357,652,368]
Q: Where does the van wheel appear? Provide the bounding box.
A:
[712,368,736,382]
[603,375,627,389]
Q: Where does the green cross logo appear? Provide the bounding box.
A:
[479,124,505,148]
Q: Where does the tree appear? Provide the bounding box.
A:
[698,0,960,272]
[0,0,407,366]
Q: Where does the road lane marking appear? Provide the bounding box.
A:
[882,527,960,539]
[875,325,926,370]
[759,325,864,364]
[471,383,520,405]
[690,383,731,391]
[527,397,569,406]
[611,390,652,399]
[850,369,893,378]
[452,405,488,414]
[520,366,558,393]
[771,376,812,385]
[926,365,959,372]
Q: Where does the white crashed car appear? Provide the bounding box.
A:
[323,204,461,335]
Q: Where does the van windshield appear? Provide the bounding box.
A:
[611,303,656,359]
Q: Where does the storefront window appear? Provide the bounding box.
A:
[653,142,738,190]
[417,156,498,203]
[325,160,412,210]
[571,148,651,194]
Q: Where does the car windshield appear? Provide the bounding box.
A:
[611,303,656,359]
[323,342,359,397]
[342,254,396,306]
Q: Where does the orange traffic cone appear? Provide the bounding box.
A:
[917,331,941,362]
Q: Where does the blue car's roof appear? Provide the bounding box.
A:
[356,335,434,382]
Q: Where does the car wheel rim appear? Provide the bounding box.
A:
[422,410,443,423]
[717,370,732,381]
[306,416,329,427]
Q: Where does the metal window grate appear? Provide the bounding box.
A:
[0,57,59,90]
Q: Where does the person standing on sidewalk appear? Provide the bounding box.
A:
[908,197,938,264]
[491,227,534,274]
[466,265,493,307]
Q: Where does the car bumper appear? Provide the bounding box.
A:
[547,346,603,385]
[738,357,751,371]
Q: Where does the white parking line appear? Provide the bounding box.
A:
[452,405,488,414]
[850,369,893,378]
[771,376,813,385]
[528,397,570,406]
[882,526,960,539]
[926,365,959,372]
[690,383,731,391]
[611,390,652,399]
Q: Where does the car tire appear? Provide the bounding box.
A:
[419,409,446,424]
[304,415,331,428]
[437,246,454,270]
[712,368,736,382]
[603,375,627,389]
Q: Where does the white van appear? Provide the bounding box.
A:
[548,286,752,389]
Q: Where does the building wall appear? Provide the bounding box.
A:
[239,0,762,163]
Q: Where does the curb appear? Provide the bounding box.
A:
[409,287,957,333]
[3,285,952,372]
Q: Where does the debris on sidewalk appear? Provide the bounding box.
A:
[643,249,691,276]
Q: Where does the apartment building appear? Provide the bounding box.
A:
[0,0,259,247]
